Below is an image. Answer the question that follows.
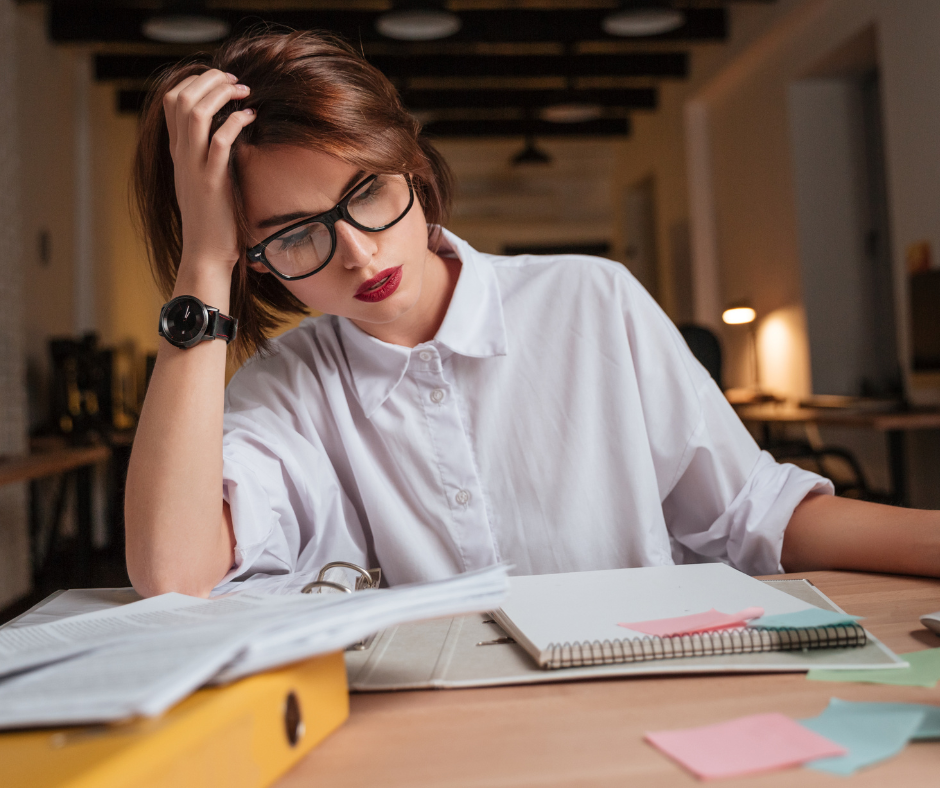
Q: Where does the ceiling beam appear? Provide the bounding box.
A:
[401,87,656,111]
[368,52,687,78]
[96,51,687,82]
[420,117,631,137]
[49,5,726,44]
[117,86,649,116]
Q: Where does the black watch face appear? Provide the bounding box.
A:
[164,298,207,344]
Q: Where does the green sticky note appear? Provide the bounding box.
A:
[800,698,927,776]
[753,609,862,629]
[807,648,940,688]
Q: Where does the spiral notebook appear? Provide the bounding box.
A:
[492,564,868,669]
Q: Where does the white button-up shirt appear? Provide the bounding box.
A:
[219,230,831,589]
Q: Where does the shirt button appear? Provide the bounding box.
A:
[418,350,433,362]
[430,389,445,403]
[455,489,471,505]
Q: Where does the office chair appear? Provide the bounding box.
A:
[678,324,723,388]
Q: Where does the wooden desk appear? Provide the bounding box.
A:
[277,571,940,787]
[736,405,940,506]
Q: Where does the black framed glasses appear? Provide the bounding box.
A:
[246,173,415,281]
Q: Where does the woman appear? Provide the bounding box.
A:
[126,30,940,598]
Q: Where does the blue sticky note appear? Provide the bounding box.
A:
[800,698,927,775]
[753,608,862,629]
[838,702,940,741]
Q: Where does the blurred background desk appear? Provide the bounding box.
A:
[0,443,110,591]
[735,403,940,507]
[275,571,940,787]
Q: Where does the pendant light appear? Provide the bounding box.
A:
[602,1,685,38]
[142,2,229,43]
[376,1,462,42]
[511,136,552,167]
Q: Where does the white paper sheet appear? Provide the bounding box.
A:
[0,593,206,679]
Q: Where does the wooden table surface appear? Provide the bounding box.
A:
[735,404,940,431]
[276,571,940,787]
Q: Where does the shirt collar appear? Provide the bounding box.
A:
[337,229,508,418]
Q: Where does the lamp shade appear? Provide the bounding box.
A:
[722,306,757,325]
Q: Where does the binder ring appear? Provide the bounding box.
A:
[301,580,353,594]
[317,561,381,590]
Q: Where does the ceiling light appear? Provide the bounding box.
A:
[540,103,604,124]
[511,137,552,167]
[142,14,230,44]
[602,2,685,38]
[376,6,462,42]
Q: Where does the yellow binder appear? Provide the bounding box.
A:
[2,651,348,788]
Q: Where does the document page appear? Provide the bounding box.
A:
[0,593,207,679]
[217,563,513,681]
[0,589,347,680]
[0,623,251,728]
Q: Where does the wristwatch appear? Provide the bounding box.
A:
[158,295,237,349]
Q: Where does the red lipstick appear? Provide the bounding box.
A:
[354,266,403,303]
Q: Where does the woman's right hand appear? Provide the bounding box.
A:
[163,69,256,279]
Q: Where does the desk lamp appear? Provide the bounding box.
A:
[722,304,762,397]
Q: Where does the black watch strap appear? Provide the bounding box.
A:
[207,309,238,344]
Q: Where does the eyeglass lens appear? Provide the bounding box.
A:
[264,174,412,278]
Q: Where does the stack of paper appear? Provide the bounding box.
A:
[0,564,509,729]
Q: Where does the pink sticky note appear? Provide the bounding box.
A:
[645,712,847,781]
[619,607,764,637]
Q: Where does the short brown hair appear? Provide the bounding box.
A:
[133,29,454,361]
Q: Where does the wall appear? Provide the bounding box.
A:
[789,78,876,396]
[18,4,78,429]
[609,1,804,328]
[689,0,940,506]
[435,137,617,260]
[91,82,163,364]
[1,0,29,609]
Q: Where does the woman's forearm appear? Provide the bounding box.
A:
[126,69,255,597]
[781,492,940,577]
[124,264,235,598]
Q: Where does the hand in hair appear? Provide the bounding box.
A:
[163,69,256,279]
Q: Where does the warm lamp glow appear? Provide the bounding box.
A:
[722,306,757,325]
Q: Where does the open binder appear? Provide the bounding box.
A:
[346,567,906,691]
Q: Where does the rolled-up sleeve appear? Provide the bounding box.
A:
[660,368,833,575]
[215,351,370,588]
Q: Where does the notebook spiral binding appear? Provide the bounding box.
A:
[543,624,867,669]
